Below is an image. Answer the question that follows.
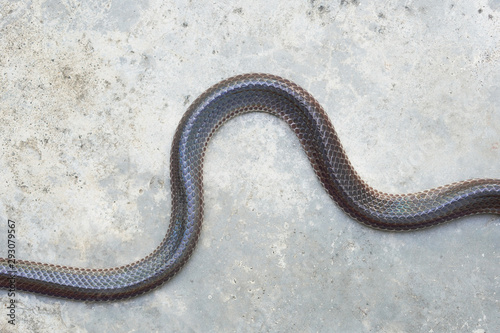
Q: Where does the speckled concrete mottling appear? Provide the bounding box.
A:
[1,0,499,332]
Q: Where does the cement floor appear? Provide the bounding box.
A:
[0,1,499,332]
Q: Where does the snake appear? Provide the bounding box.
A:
[1,73,499,301]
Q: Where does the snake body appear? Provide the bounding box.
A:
[1,73,499,301]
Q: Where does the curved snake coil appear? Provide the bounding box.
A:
[1,73,499,301]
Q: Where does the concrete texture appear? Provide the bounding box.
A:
[0,0,499,332]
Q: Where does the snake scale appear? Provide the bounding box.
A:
[1,73,499,301]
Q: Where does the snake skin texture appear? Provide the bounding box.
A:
[1,73,499,301]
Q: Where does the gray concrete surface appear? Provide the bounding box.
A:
[1,0,499,332]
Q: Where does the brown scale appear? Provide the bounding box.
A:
[0,73,498,301]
